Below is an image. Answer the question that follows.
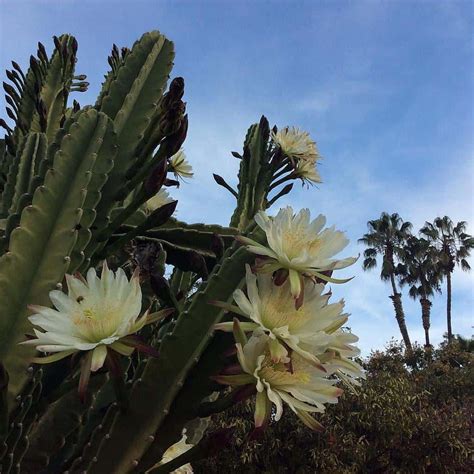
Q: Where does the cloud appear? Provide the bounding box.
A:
[295,79,387,116]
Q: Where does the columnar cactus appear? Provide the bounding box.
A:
[0,31,363,473]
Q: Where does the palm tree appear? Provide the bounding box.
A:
[421,217,474,342]
[359,212,413,352]
[397,237,441,348]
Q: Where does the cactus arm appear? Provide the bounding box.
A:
[0,137,27,217]
[139,222,237,249]
[61,375,115,470]
[68,404,119,473]
[0,133,47,254]
[0,365,8,444]
[89,228,264,473]
[0,139,7,195]
[159,218,238,234]
[0,369,42,473]
[229,124,256,229]
[91,32,174,232]
[68,123,117,272]
[230,117,271,230]
[0,109,113,400]
[9,133,47,215]
[3,36,83,152]
[95,45,129,110]
[170,268,194,297]
[39,35,79,142]
[247,116,270,213]
[136,333,232,471]
[2,49,45,153]
[107,220,238,263]
[21,374,106,472]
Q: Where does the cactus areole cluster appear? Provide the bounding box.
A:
[0,31,362,473]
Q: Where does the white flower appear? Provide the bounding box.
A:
[239,207,358,299]
[216,266,354,367]
[294,159,321,185]
[216,332,343,431]
[22,263,167,373]
[319,333,365,388]
[170,149,193,179]
[271,127,319,163]
[156,433,193,473]
[146,188,174,213]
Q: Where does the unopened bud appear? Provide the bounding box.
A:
[71,37,78,55]
[53,36,61,51]
[144,158,167,197]
[6,107,16,121]
[210,234,225,260]
[37,42,48,62]
[146,200,177,229]
[161,114,188,157]
[168,77,185,100]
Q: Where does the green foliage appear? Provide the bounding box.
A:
[359,212,414,352]
[196,341,474,473]
[421,216,474,341]
[398,237,440,299]
[359,212,413,281]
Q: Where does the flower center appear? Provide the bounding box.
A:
[259,357,311,387]
[260,293,311,331]
[73,304,123,343]
[281,229,321,261]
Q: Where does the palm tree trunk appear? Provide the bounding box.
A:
[446,271,452,342]
[420,297,432,347]
[389,273,412,352]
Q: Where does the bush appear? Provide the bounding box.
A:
[196,341,474,473]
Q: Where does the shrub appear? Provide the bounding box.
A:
[196,341,474,473]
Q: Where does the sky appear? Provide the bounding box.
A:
[0,0,473,355]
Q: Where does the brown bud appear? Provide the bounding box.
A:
[161,114,188,157]
[210,233,225,259]
[144,158,167,197]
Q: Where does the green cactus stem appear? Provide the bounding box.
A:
[0,109,114,400]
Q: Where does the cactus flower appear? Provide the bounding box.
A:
[22,263,169,384]
[271,126,319,164]
[170,149,193,179]
[295,159,321,185]
[238,207,357,299]
[156,433,193,473]
[215,265,356,367]
[147,188,174,212]
[216,332,343,431]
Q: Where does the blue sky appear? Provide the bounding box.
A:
[1,0,473,354]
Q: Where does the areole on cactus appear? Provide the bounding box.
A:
[0,30,362,473]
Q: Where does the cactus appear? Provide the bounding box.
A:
[0,31,361,473]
